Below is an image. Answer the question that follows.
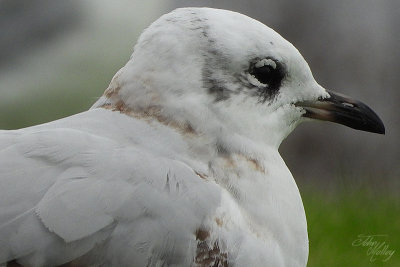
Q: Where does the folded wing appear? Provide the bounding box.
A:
[0,112,220,266]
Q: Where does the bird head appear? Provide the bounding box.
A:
[98,8,384,149]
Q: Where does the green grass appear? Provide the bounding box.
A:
[303,189,400,266]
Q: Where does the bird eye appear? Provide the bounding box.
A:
[248,58,285,93]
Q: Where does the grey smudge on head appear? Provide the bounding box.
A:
[185,10,282,103]
[200,24,240,102]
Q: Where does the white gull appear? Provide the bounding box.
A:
[0,7,384,267]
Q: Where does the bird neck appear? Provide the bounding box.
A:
[93,95,308,263]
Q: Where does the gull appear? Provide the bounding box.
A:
[0,7,384,267]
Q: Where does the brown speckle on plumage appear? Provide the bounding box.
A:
[195,171,208,180]
[99,103,197,136]
[194,229,228,267]
[245,157,266,173]
[104,85,121,99]
[215,218,223,227]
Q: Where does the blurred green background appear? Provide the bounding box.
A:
[0,0,398,265]
[304,189,399,266]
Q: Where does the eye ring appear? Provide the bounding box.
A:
[248,58,285,94]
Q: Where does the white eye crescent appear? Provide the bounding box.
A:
[247,73,268,87]
[255,58,276,69]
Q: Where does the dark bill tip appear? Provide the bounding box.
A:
[296,91,385,134]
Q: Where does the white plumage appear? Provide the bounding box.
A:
[0,7,384,267]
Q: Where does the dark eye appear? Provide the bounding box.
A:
[248,58,285,94]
